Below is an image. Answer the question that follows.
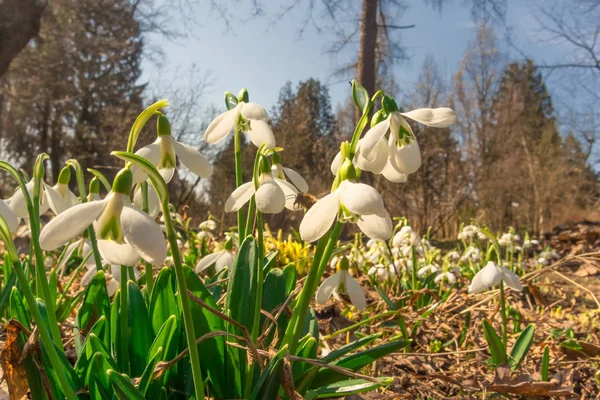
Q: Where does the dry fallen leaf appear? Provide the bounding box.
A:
[0,321,29,400]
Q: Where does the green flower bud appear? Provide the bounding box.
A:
[238,88,249,103]
[352,80,369,111]
[157,115,171,137]
[370,109,387,128]
[57,166,71,185]
[224,237,233,251]
[224,91,238,110]
[339,158,357,182]
[112,167,133,194]
[271,151,281,165]
[89,177,100,194]
[382,95,399,113]
[340,141,351,161]
[259,156,271,174]
[339,255,350,271]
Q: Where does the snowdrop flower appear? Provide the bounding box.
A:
[300,159,392,243]
[316,257,366,311]
[271,153,309,194]
[225,159,298,214]
[458,225,479,241]
[359,101,456,180]
[46,166,80,215]
[199,219,218,231]
[523,239,540,248]
[7,178,65,218]
[133,115,213,184]
[0,198,18,233]
[447,251,461,261]
[392,225,418,248]
[195,248,234,275]
[204,94,276,149]
[368,263,397,281]
[468,261,523,294]
[498,232,520,247]
[434,271,457,285]
[40,167,166,266]
[460,246,481,263]
[418,264,440,277]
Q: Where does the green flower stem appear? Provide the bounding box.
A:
[29,158,63,349]
[284,221,343,354]
[67,160,103,272]
[234,126,245,239]
[500,280,508,348]
[411,245,418,291]
[13,259,79,399]
[163,202,205,400]
[112,151,205,399]
[119,265,130,374]
[244,197,256,238]
[140,182,153,293]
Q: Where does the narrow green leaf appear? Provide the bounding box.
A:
[293,336,318,382]
[107,370,146,400]
[305,377,393,399]
[541,345,549,381]
[262,250,279,274]
[148,315,179,362]
[509,324,535,369]
[282,262,296,296]
[311,340,411,388]
[86,168,112,192]
[249,345,288,400]
[148,267,178,336]
[76,270,110,345]
[127,281,153,377]
[138,347,163,395]
[482,319,507,366]
[375,286,396,310]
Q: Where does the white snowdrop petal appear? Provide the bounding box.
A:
[316,273,341,305]
[247,119,276,149]
[481,262,503,288]
[215,251,234,273]
[132,140,161,183]
[342,181,384,216]
[107,279,120,296]
[330,151,342,175]
[224,182,255,212]
[0,198,18,233]
[357,210,393,240]
[343,271,367,311]
[7,181,33,218]
[57,241,80,273]
[299,191,340,242]
[80,268,98,287]
[255,180,285,214]
[282,167,309,193]
[390,139,422,175]
[360,119,390,157]
[204,108,238,144]
[133,184,161,219]
[399,107,456,128]
[356,139,388,174]
[45,183,70,215]
[501,267,523,292]
[121,204,167,265]
[172,139,213,178]
[195,251,224,273]
[40,200,108,250]
[97,240,140,266]
[275,179,300,211]
[381,160,408,183]
[240,102,268,121]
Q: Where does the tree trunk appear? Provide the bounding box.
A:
[357,0,377,116]
[0,0,47,77]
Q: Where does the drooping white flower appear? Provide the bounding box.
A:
[316,258,366,311]
[195,250,234,274]
[392,225,418,248]
[199,219,218,231]
[460,246,481,263]
[225,170,297,214]
[458,225,479,241]
[204,100,276,149]
[368,263,397,281]
[40,168,166,266]
[447,251,461,261]
[358,106,456,180]
[434,271,457,285]
[418,264,440,277]
[7,179,59,218]
[299,171,392,243]
[133,115,212,184]
[468,261,523,294]
[0,198,18,233]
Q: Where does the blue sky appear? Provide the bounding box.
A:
[142,0,571,112]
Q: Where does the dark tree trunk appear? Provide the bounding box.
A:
[357,0,378,111]
[0,0,48,77]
